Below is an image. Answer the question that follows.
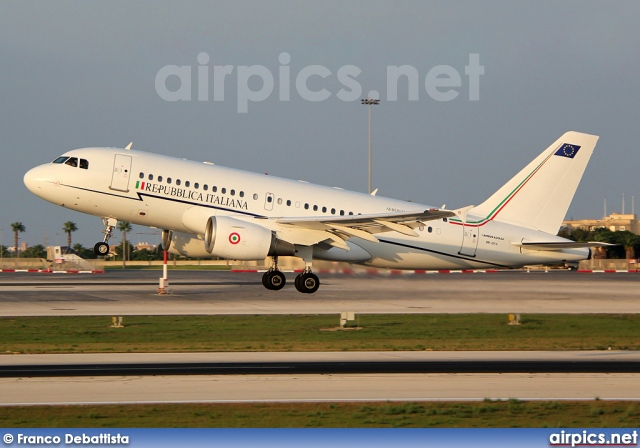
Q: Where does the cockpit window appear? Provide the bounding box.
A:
[65,157,78,168]
[53,156,68,164]
[79,159,89,169]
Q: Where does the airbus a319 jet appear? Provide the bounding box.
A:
[24,131,603,294]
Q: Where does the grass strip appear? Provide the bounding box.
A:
[1,400,639,428]
[1,314,639,353]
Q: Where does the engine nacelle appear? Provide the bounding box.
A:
[170,215,295,260]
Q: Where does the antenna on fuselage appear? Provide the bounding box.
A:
[125,142,133,150]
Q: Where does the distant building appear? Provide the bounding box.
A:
[134,242,154,251]
[563,213,640,235]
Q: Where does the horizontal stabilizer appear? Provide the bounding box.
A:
[511,241,613,251]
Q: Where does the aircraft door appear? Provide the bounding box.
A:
[110,154,132,192]
[455,206,480,257]
[264,192,274,211]
[459,223,480,257]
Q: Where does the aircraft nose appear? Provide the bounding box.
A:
[23,165,49,194]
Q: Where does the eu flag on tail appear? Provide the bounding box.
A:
[554,143,581,158]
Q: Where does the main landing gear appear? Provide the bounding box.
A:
[261,250,321,294]
[93,218,117,256]
[294,268,320,294]
[262,257,287,291]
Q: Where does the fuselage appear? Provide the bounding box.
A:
[24,146,589,270]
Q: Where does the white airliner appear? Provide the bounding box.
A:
[24,131,604,293]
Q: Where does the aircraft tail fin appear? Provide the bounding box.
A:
[470,131,599,234]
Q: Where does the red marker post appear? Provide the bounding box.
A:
[158,249,169,294]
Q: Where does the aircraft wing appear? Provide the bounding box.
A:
[274,209,455,247]
[512,241,614,251]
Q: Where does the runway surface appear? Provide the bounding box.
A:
[1,352,639,404]
[1,270,640,316]
[2,270,640,404]
[2,373,639,405]
[2,351,640,377]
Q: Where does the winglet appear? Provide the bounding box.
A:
[370,188,378,196]
[125,142,133,150]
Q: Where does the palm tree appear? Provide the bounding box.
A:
[615,231,639,260]
[10,222,25,257]
[117,221,133,268]
[62,221,78,251]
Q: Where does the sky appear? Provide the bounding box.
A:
[1,1,639,248]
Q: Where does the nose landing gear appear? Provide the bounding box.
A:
[94,218,118,256]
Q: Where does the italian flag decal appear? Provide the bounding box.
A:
[135,181,145,189]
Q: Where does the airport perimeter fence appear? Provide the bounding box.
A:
[578,258,639,271]
[0,257,104,272]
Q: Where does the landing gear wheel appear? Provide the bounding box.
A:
[262,271,286,290]
[94,242,109,256]
[294,272,320,294]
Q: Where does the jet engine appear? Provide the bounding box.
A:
[170,215,295,260]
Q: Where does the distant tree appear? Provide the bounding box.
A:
[21,244,46,259]
[114,242,134,261]
[131,248,157,261]
[116,221,133,268]
[10,222,25,257]
[569,228,592,243]
[62,222,78,249]
[72,243,97,260]
[592,228,622,258]
[614,231,639,260]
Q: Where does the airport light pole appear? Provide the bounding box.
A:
[361,97,380,194]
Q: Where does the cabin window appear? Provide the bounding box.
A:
[286,200,291,206]
[253,193,258,200]
[349,212,354,215]
[148,174,154,181]
[53,156,68,164]
[212,186,217,192]
[230,189,235,196]
[193,182,198,189]
[443,218,447,222]
[428,226,433,233]
[65,157,78,168]
[203,184,208,191]
[331,208,336,214]
[322,206,327,213]
[267,196,273,203]
[139,172,144,179]
[157,176,163,182]
[304,203,309,210]
[277,198,283,205]
[340,210,344,216]
[221,187,226,194]
[167,178,172,184]
[176,179,181,186]
[239,191,244,198]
